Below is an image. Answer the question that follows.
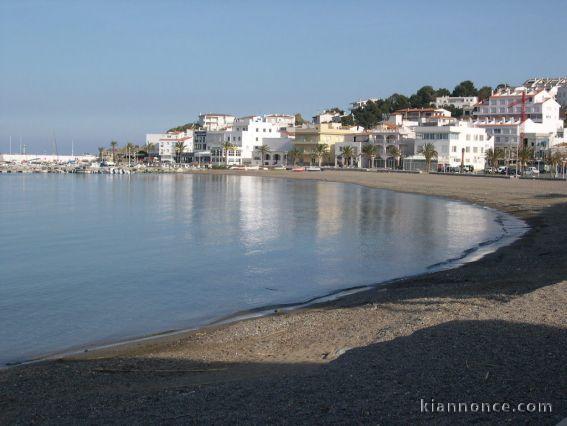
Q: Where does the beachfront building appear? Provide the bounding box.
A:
[414,122,492,171]
[145,130,194,162]
[252,137,294,166]
[472,86,565,158]
[199,115,291,165]
[293,123,360,165]
[197,113,235,131]
[434,96,478,113]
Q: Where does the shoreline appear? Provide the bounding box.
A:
[2,192,528,369]
[2,171,566,423]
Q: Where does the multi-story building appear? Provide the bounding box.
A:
[312,110,342,124]
[434,96,479,113]
[523,77,567,92]
[414,122,492,171]
[472,86,564,156]
[294,123,360,165]
[394,108,451,122]
[196,115,290,165]
[145,130,194,162]
[197,113,235,131]
[264,114,295,129]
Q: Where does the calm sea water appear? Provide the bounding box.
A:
[0,174,523,365]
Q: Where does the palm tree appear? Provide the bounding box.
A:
[418,143,438,172]
[125,142,135,166]
[98,147,105,162]
[341,145,354,167]
[145,142,156,163]
[362,143,378,169]
[485,147,504,170]
[221,141,236,166]
[548,151,564,178]
[387,145,401,169]
[287,147,302,166]
[110,141,118,162]
[517,146,534,173]
[257,144,271,165]
[174,141,186,164]
[313,144,328,167]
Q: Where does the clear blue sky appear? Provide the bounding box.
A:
[1,0,566,154]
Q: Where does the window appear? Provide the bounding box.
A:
[452,146,457,153]
[473,147,478,153]
[465,146,470,153]
[255,137,258,141]
[466,134,471,141]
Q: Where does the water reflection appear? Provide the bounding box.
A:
[0,174,507,365]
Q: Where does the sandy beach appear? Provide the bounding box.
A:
[1,171,566,424]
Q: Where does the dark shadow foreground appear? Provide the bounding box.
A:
[1,320,565,424]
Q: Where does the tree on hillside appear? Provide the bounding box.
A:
[452,80,478,97]
[323,107,344,115]
[443,105,464,118]
[294,113,306,126]
[478,86,493,101]
[435,88,451,97]
[352,101,384,129]
[168,123,199,133]
[386,93,411,112]
[340,114,354,126]
[409,86,436,108]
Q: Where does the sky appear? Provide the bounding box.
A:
[1,0,566,154]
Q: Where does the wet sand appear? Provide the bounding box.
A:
[1,171,566,424]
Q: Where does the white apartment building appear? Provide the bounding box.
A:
[200,116,290,165]
[414,122,492,171]
[312,111,342,124]
[264,114,295,129]
[145,130,194,162]
[197,113,235,131]
[434,96,478,111]
[472,86,564,154]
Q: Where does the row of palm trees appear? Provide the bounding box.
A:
[484,146,567,175]
[98,141,191,165]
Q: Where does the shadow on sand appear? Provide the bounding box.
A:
[1,320,565,424]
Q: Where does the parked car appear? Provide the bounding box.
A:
[305,166,322,172]
[524,166,540,176]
